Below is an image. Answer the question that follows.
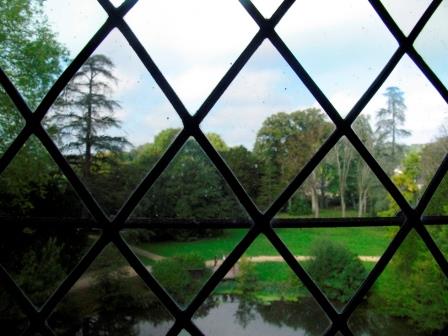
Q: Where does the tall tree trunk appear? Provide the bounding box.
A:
[320,171,326,208]
[358,191,363,217]
[340,186,346,217]
[311,188,319,218]
[362,190,368,215]
[336,141,352,217]
[309,172,320,218]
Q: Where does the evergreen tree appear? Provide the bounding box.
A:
[50,54,130,179]
[375,86,410,163]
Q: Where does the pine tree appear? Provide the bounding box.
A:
[375,86,410,157]
[50,54,130,179]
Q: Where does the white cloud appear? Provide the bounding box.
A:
[125,0,257,63]
[44,0,108,57]
[170,65,227,112]
[43,0,446,148]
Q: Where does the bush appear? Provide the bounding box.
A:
[236,258,259,297]
[305,238,367,302]
[152,254,211,305]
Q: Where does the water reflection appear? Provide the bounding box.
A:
[192,296,417,336]
[44,295,423,335]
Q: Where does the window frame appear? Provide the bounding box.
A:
[0,0,447,335]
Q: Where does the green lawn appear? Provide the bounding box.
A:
[139,226,397,261]
[214,260,385,302]
[135,209,398,302]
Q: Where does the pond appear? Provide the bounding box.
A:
[66,296,421,335]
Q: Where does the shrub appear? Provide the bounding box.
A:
[236,257,259,297]
[306,238,367,302]
[152,254,210,305]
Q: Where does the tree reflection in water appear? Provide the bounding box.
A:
[24,292,423,335]
[254,298,329,335]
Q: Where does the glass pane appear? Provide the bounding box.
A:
[276,0,397,117]
[131,138,248,221]
[44,28,183,217]
[349,229,448,335]
[109,0,125,7]
[274,136,399,218]
[202,41,335,211]
[49,244,174,335]
[193,235,330,335]
[0,226,94,309]
[125,0,258,113]
[122,227,249,308]
[0,136,87,217]
[355,55,448,208]
[274,226,398,310]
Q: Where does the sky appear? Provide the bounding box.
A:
[43,0,448,150]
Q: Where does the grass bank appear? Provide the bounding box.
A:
[139,226,396,261]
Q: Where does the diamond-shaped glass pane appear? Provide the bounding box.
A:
[48,243,175,335]
[125,0,258,113]
[0,136,88,217]
[274,136,399,218]
[355,55,448,207]
[348,229,448,335]
[276,0,398,116]
[122,227,249,308]
[0,226,95,309]
[44,29,183,217]
[193,235,331,335]
[274,225,398,310]
[131,138,248,221]
[0,136,96,308]
[202,41,335,211]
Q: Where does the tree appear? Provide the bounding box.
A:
[0,0,68,112]
[305,238,368,302]
[50,54,130,179]
[254,108,332,215]
[372,230,448,333]
[0,0,68,214]
[152,254,211,305]
[132,135,244,241]
[352,115,375,216]
[375,86,410,162]
[333,138,354,217]
[380,150,422,216]
[222,145,260,199]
